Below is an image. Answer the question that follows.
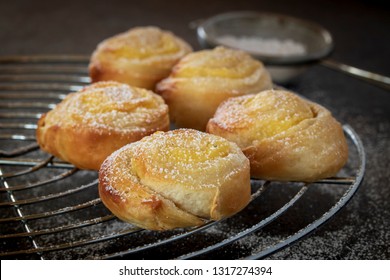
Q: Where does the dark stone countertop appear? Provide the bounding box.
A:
[0,0,389,259]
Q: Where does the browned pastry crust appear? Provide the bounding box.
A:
[156,46,273,131]
[36,81,169,170]
[99,129,251,230]
[207,90,348,182]
[89,26,192,90]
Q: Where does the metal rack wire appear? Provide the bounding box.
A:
[0,55,365,260]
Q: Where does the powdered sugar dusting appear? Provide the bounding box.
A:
[171,46,267,80]
[102,129,248,193]
[46,81,168,134]
[217,35,307,56]
[208,89,348,181]
[210,90,314,146]
[93,26,192,64]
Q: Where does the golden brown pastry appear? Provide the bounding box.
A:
[156,46,273,131]
[89,26,192,90]
[36,81,169,170]
[207,90,348,182]
[99,129,251,230]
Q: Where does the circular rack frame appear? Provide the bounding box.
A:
[0,55,365,260]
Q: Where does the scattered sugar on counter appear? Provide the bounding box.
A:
[217,35,307,56]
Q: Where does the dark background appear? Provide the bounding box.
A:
[0,0,389,259]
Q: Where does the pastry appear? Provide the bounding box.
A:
[99,129,251,230]
[156,46,273,131]
[36,81,169,170]
[89,26,192,90]
[207,90,348,182]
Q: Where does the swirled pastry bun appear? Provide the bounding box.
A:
[36,81,169,170]
[207,90,348,182]
[99,129,251,230]
[156,46,273,131]
[89,26,192,90]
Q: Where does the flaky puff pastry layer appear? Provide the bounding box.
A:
[89,26,192,90]
[156,46,273,131]
[207,90,348,182]
[99,129,251,230]
[36,81,169,170]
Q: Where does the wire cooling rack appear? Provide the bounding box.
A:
[0,55,365,259]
